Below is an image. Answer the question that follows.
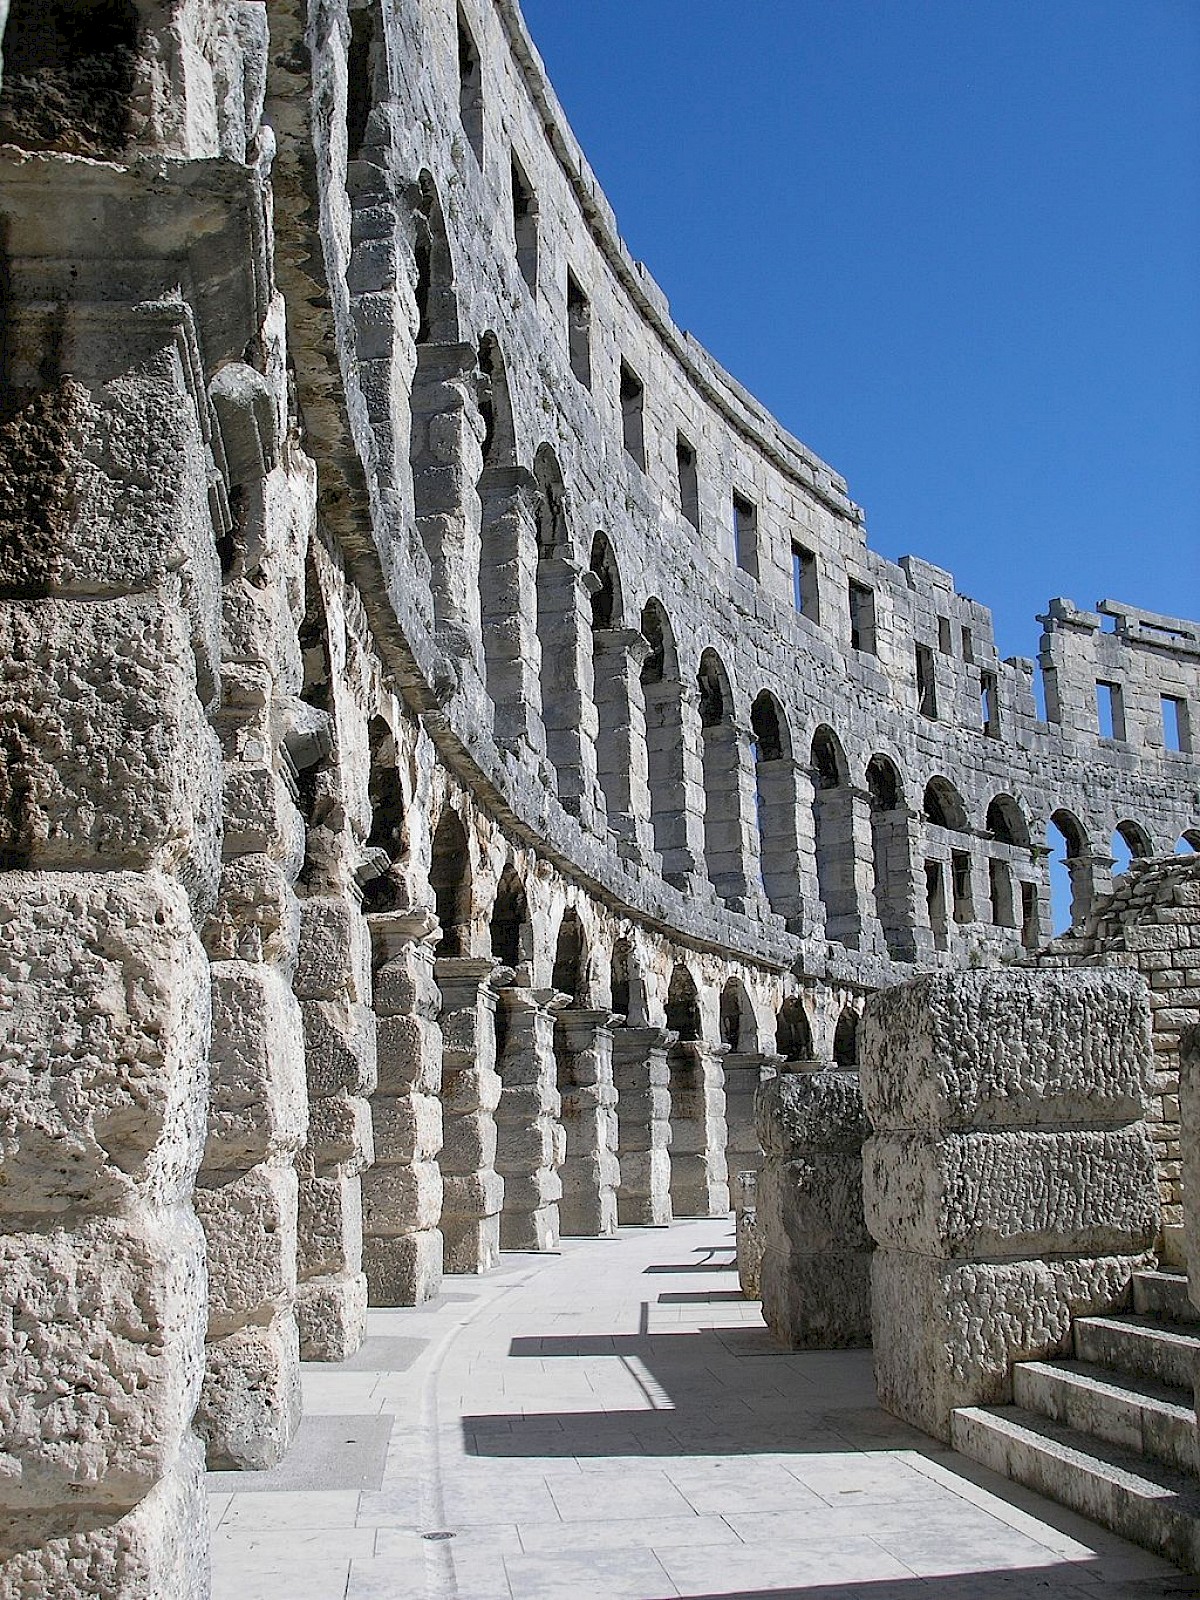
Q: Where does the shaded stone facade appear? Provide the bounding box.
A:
[0,0,1195,1593]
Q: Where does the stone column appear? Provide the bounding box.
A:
[613,1026,675,1226]
[556,1007,621,1236]
[756,1069,872,1347]
[723,1050,779,1190]
[435,955,505,1274]
[861,968,1160,1441]
[495,987,566,1252]
[592,627,654,862]
[293,894,375,1359]
[669,1041,731,1217]
[363,910,444,1304]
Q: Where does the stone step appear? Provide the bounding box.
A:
[1134,1270,1200,1327]
[1074,1314,1200,1391]
[1013,1358,1196,1476]
[951,1404,1200,1574]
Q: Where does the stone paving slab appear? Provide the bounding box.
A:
[208,1218,1195,1598]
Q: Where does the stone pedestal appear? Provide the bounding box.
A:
[668,1041,730,1217]
[861,968,1160,1441]
[613,1026,675,1226]
[364,910,445,1304]
[436,954,506,1273]
[756,1069,871,1348]
[555,1007,621,1236]
[495,987,566,1251]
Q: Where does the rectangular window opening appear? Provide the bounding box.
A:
[510,153,538,293]
[620,361,645,469]
[925,859,948,947]
[937,616,953,655]
[915,642,938,720]
[676,433,700,529]
[457,9,484,165]
[566,269,591,388]
[951,850,972,924]
[989,858,1016,928]
[791,542,819,622]
[981,671,1000,738]
[1162,695,1191,754]
[1020,881,1039,949]
[732,491,758,577]
[1096,680,1126,741]
[961,625,974,664]
[849,581,876,655]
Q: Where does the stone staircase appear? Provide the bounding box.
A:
[952,1270,1200,1573]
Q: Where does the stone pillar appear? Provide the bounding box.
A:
[870,805,920,962]
[613,1026,675,1227]
[592,627,654,862]
[436,955,505,1274]
[756,1069,872,1348]
[701,716,755,907]
[669,1041,731,1217]
[555,1007,621,1236]
[480,466,547,759]
[537,550,602,829]
[364,910,444,1304]
[754,756,805,929]
[495,987,566,1252]
[861,968,1160,1441]
[723,1050,779,1189]
[293,895,376,1359]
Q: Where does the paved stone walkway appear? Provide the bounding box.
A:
[208,1219,1193,1598]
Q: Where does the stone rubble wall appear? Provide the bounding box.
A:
[860,968,1160,1441]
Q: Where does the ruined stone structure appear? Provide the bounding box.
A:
[0,0,1196,1593]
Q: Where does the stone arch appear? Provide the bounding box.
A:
[640,600,691,878]
[489,863,529,968]
[986,793,1030,848]
[1178,830,1200,854]
[412,172,460,345]
[832,1005,859,1068]
[1047,808,1092,931]
[810,725,857,945]
[551,905,587,1004]
[362,714,411,913]
[923,776,968,831]
[698,648,747,902]
[776,997,814,1063]
[865,752,912,960]
[1113,818,1152,876]
[429,807,472,957]
[665,963,702,1042]
[610,937,635,1020]
[750,691,801,924]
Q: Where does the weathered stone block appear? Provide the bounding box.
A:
[860,968,1152,1133]
[201,854,300,971]
[371,1092,443,1164]
[362,1160,444,1236]
[294,896,372,1004]
[0,871,209,1218]
[863,1128,1159,1259]
[0,1208,206,1511]
[297,1168,363,1279]
[194,1164,298,1335]
[296,1273,368,1363]
[300,999,378,1098]
[871,1247,1148,1440]
[762,1248,871,1349]
[364,1230,443,1307]
[0,596,221,887]
[306,1090,375,1169]
[375,1012,439,1092]
[194,1313,301,1471]
[207,962,307,1167]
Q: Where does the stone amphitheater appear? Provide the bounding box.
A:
[0,1,1198,1595]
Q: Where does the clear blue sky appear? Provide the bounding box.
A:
[519,0,1200,662]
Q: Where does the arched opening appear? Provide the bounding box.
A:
[776,998,813,1063]
[719,979,747,1052]
[551,907,586,1005]
[534,445,595,811]
[430,809,471,956]
[1046,810,1091,933]
[811,726,856,945]
[865,753,911,959]
[346,4,386,161]
[923,777,968,832]
[0,0,140,158]
[610,939,632,1021]
[590,533,642,845]
[665,965,701,1044]
[362,715,410,913]
[986,794,1030,848]
[1112,819,1152,878]
[750,691,801,923]
[699,649,748,902]
[640,600,690,879]
[489,865,528,968]
[921,777,968,949]
[833,1006,859,1068]
[1177,831,1200,855]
